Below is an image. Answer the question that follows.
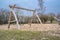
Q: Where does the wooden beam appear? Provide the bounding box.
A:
[9,5,34,11]
[10,20,16,23]
[8,11,12,29]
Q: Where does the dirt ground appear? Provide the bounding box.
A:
[0,24,60,31]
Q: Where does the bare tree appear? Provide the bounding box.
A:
[48,13,55,23]
[38,0,46,15]
[39,14,48,23]
[57,13,60,19]
[0,9,9,24]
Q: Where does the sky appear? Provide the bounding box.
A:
[0,0,60,14]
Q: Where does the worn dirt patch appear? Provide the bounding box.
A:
[0,24,60,31]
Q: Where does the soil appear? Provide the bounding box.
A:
[0,24,60,31]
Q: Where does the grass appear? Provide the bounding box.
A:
[0,30,60,40]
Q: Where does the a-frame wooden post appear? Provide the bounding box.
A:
[33,9,42,24]
[8,6,20,30]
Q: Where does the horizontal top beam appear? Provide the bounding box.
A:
[9,5,35,11]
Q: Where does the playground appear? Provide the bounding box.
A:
[0,5,60,31]
[0,0,60,40]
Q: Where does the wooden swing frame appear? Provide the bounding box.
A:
[8,5,42,30]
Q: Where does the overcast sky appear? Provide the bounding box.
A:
[0,0,60,14]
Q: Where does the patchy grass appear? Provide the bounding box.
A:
[0,30,60,40]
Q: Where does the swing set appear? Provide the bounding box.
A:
[8,4,42,30]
